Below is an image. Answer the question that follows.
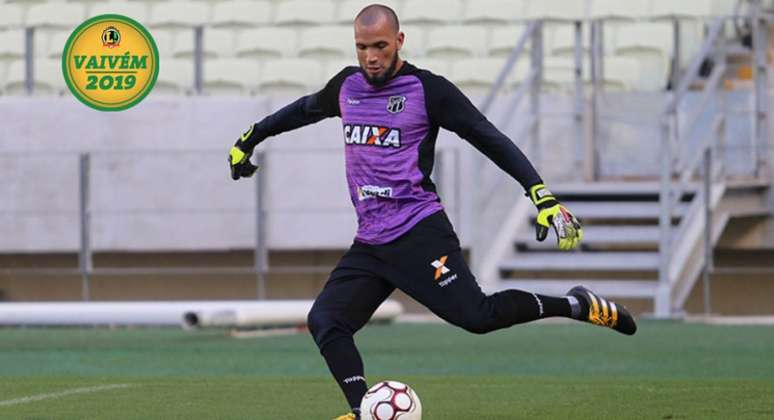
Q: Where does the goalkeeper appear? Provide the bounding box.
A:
[228,4,637,420]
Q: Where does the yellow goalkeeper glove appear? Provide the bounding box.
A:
[528,183,583,251]
[228,124,260,180]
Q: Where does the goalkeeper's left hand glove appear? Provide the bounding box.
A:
[229,145,258,180]
[528,183,583,251]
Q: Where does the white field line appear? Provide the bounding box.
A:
[0,384,131,407]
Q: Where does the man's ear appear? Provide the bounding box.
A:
[396,31,405,51]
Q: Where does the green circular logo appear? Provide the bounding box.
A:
[62,14,159,112]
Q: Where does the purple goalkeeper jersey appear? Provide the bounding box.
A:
[244,62,542,245]
[337,69,442,243]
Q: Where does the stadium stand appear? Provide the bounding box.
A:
[0,29,25,59]
[172,28,236,58]
[88,2,150,23]
[425,25,487,60]
[203,57,260,95]
[210,0,272,28]
[148,1,210,29]
[273,0,336,26]
[335,0,402,24]
[462,0,527,24]
[26,3,86,29]
[298,26,355,60]
[590,0,651,21]
[0,0,746,95]
[525,0,588,22]
[401,0,463,26]
[256,58,319,95]
[0,4,24,28]
[488,25,529,57]
[4,58,65,95]
[154,58,194,95]
[236,27,297,59]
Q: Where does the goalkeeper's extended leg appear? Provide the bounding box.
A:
[378,211,637,336]
[307,249,395,419]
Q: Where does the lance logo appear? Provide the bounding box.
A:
[386,95,406,113]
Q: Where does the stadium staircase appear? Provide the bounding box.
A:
[491,180,770,314]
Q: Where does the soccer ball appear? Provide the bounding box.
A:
[360,380,422,420]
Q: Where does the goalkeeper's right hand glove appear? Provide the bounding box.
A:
[528,183,583,251]
[228,124,261,180]
[228,145,258,180]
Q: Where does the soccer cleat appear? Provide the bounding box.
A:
[333,412,359,420]
[568,286,637,335]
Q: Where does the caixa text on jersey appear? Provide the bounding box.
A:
[343,124,401,148]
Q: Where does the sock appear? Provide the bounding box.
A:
[496,289,575,322]
[320,336,368,412]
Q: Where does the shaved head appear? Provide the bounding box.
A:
[355,4,399,33]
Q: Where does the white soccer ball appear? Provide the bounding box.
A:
[360,380,422,420]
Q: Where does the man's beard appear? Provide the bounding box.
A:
[364,53,399,86]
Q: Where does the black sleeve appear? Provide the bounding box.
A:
[239,67,358,150]
[422,73,543,192]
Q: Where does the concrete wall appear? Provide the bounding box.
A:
[0,91,770,253]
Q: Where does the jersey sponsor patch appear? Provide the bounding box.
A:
[357,185,393,201]
[343,124,401,148]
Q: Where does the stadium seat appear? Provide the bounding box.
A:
[257,58,320,95]
[46,30,71,59]
[172,28,235,58]
[0,30,26,59]
[541,56,591,92]
[462,0,527,25]
[273,0,335,26]
[26,3,86,29]
[154,58,193,95]
[425,25,486,60]
[203,58,260,95]
[488,25,530,58]
[649,0,736,18]
[210,0,271,28]
[409,58,451,77]
[4,59,66,96]
[149,29,176,58]
[711,0,738,16]
[398,25,426,59]
[0,4,24,29]
[548,24,588,57]
[601,56,650,91]
[299,26,355,60]
[613,22,673,58]
[450,57,527,95]
[401,0,463,26]
[335,0,402,24]
[323,59,357,82]
[149,1,210,29]
[525,0,589,22]
[589,0,650,21]
[236,28,297,59]
[612,22,672,89]
[88,2,149,23]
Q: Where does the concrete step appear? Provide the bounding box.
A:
[496,279,658,299]
[499,252,660,273]
[551,181,696,198]
[564,202,687,221]
[515,225,660,250]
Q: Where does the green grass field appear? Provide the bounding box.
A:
[0,320,773,419]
